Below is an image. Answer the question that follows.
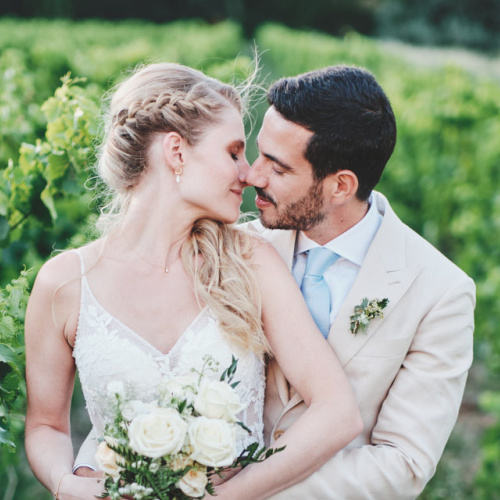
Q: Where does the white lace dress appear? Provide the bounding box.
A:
[72,250,265,453]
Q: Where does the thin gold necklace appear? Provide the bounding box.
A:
[131,249,171,273]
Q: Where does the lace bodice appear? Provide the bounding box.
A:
[72,250,265,453]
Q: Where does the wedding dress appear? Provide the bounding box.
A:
[72,250,265,453]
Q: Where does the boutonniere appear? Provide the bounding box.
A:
[350,298,389,335]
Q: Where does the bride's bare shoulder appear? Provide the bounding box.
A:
[34,240,104,292]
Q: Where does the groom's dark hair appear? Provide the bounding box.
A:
[268,65,396,201]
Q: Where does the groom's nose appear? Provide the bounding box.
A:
[243,156,267,188]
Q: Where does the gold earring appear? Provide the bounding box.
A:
[175,168,182,183]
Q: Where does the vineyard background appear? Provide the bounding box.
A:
[1,14,500,500]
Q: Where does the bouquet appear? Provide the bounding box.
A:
[96,355,283,499]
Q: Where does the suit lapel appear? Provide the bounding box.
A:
[262,228,296,270]
[328,197,420,366]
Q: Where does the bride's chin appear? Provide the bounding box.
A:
[213,210,241,225]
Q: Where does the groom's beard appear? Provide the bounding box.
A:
[256,181,326,231]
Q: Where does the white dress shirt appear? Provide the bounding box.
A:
[292,195,382,324]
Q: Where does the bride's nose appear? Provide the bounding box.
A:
[238,157,250,183]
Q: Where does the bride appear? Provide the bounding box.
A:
[24,62,362,499]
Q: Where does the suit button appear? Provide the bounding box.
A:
[273,430,284,440]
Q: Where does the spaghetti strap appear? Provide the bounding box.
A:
[72,248,86,274]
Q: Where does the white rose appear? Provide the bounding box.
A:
[95,441,123,480]
[188,416,237,467]
[164,374,199,405]
[128,407,188,459]
[177,469,208,498]
[121,400,155,421]
[194,379,245,422]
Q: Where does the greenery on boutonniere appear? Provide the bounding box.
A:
[350,298,389,335]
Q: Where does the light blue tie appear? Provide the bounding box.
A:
[301,247,339,338]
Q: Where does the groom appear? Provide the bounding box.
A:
[242,65,475,499]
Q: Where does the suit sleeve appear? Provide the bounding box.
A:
[269,275,475,500]
[73,428,99,472]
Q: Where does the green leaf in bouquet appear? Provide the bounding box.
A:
[177,399,187,414]
[230,441,286,470]
[206,480,215,496]
[235,420,252,434]
[146,465,192,500]
[220,355,238,384]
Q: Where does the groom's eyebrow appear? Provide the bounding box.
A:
[256,138,294,172]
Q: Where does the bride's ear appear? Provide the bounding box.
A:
[162,132,185,173]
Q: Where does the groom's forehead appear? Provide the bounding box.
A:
[260,107,312,143]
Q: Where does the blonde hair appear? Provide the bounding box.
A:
[96,62,269,357]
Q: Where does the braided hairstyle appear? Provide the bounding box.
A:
[98,63,242,216]
[97,63,269,357]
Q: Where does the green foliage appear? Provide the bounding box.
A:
[256,23,393,78]
[0,17,244,91]
[0,269,30,450]
[0,49,45,166]
[0,74,100,282]
[474,392,500,499]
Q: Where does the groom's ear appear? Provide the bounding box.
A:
[326,170,359,205]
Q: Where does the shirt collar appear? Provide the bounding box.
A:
[294,194,382,266]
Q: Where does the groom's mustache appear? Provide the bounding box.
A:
[255,188,277,207]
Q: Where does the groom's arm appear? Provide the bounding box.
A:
[73,428,99,475]
[269,275,475,500]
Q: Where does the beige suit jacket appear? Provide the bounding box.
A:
[245,191,475,500]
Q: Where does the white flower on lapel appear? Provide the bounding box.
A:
[350,298,389,335]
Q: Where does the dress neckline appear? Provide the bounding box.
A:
[78,275,209,357]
